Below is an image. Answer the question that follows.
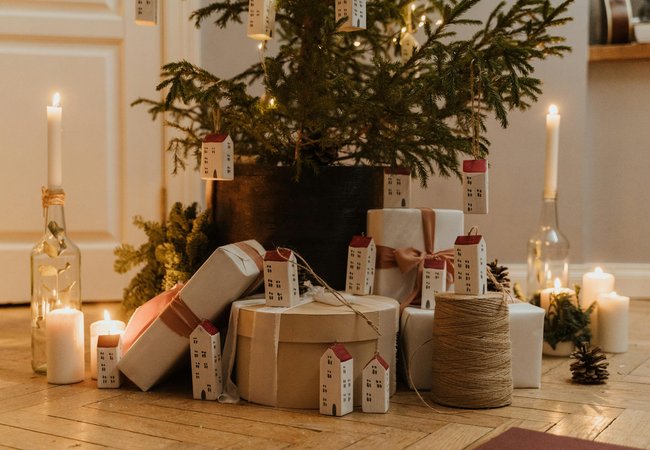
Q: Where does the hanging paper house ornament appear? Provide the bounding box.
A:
[400,32,419,64]
[320,343,354,417]
[336,0,366,32]
[462,159,489,214]
[247,0,276,40]
[264,249,300,307]
[201,134,234,181]
[190,320,223,401]
[135,0,157,26]
[345,235,376,295]
[383,167,411,208]
[421,258,447,310]
[454,232,487,295]
[362,353,390,413]
[97,334,122,389]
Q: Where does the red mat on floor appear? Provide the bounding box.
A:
[476,427,638,450]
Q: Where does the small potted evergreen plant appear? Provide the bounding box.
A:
[123,0,575,298]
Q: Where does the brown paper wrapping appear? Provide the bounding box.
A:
[236,296,399,409]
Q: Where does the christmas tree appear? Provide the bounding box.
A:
[135,0,573,184]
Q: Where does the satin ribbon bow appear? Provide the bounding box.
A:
[375,208,455,312]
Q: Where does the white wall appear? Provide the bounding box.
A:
[200,1,650,295]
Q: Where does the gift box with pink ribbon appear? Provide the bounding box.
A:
[118,240,265,391]
[366,208,464,310]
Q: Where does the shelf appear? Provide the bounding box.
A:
[589,43,650,62]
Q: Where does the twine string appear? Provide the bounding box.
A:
[431,294,513,409]
[41,187,65,216]
[275,247,382,337]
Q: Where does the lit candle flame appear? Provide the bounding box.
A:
[548,104,558,115]
[553,278,562,289]
[103,309,111,321]
[52,92,61,108]
[595,266,603,274]
[410,3,416,11]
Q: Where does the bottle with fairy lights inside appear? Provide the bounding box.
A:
[30,93,82,374]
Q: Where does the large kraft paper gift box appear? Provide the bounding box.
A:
[229,295,399,409]
[367,208,463,307]
[118,240,265,391]
[401,301,545,390]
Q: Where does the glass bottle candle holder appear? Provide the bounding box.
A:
[526,195,569,297]
[31,187,81,374]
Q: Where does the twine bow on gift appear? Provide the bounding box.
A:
[376,209,455,311]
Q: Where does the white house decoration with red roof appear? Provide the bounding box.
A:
[462,159,488,215]
[247,0,276,40]
[400,32,419,64]
[454,233,487,295]
[190,320,223,401]
[383,167,411,208]
[320,343,354,417]
[336,0,366,32]
[264,249,300,307]
[200,133,234,181]
[345,235,376,295]
[97,334,122,389]
[362,353,390,413]
[421,258,447,310]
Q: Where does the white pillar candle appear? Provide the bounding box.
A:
[47,92,63,188]
[90,310,125,379]
[540,278,576,313]
[582,267,615,344]
[597,291,629,353]
[46,307,84,384]
[544,104,560,199]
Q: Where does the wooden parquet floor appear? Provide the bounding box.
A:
[2,300,650,449]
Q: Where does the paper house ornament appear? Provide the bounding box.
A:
[264,249,300,307]
[383,167,411,208]
[462,159,488,215]
[400,32,419,64]
[135,0,157,26]
[421,258,447,310]
[320,343,354,417]
[201,134,234,181]
[336,0,366,32]
[247,0,276,40]
[97,334,122,389]
[454,233,487,295]
[362,353,389,413]
[190,320,223,401]
[345,236,376,295]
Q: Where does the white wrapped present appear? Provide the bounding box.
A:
[118,240,265,391]
[400,301,544,389]
[367,208,463,309]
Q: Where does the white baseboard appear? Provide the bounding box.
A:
[506,263,650,299]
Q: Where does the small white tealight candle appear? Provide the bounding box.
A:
[46,307,84,384]
[597,291,629,353]
[540,278,576,313]
[90,310,125,379]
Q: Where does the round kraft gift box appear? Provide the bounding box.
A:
[236,295,399,409]
[431,292,513,409]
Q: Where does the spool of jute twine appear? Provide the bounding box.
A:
[431,292,513,409]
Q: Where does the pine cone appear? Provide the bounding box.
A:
[570,343,609,384]
[487,259,511,292]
